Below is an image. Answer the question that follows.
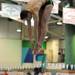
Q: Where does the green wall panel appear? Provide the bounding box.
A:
[65,25,72,64]
[42,41,46,49]
[22,40,32,48]
[72,34,75,64]
[65,24,75,64]
[22,40,46,49]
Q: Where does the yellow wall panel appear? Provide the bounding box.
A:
[0,39,22,67]
[46,39,59,62]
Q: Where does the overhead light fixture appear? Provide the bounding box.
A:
[57,21,62,25]
[16,29,21,32]
[45,35,48,39]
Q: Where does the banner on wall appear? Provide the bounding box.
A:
[63,8,75,25]
[51,0,61,14]
[0,3,22,22]
[12,0,30,2]
[51,2,59,14]
[22,48,33,63]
